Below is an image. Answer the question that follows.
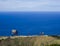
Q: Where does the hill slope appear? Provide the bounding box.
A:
[0,36,60,46]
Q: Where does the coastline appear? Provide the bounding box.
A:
[0,35,49,40]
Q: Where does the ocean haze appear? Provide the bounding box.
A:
[0,12,60,36]
[0,0,60,11]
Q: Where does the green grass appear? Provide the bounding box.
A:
[51,35,60,39]
[47,44,60,46]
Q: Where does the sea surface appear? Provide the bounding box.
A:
[0,12,60,36]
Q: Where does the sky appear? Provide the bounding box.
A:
[0,0,60,11]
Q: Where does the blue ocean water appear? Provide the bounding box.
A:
[0,12,60,36]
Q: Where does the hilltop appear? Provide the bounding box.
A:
[0,35,60,46]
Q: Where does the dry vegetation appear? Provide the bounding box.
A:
[0,36,60,46]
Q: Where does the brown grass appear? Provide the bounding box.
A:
[0,36,60,46]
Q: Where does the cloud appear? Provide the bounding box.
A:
[0,0,60,11]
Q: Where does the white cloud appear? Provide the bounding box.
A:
[0,0,60,11]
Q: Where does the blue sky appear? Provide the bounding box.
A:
[0,0,60,11]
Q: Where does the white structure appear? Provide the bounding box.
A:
[11,29,17,35]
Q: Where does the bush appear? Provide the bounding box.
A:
[47,44,60,46]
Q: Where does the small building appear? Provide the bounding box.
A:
[40,32,44,35]
[11,29,18,36]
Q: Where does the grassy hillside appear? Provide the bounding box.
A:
[0,36,60,46]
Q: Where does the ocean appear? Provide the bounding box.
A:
[0,12,60,36]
